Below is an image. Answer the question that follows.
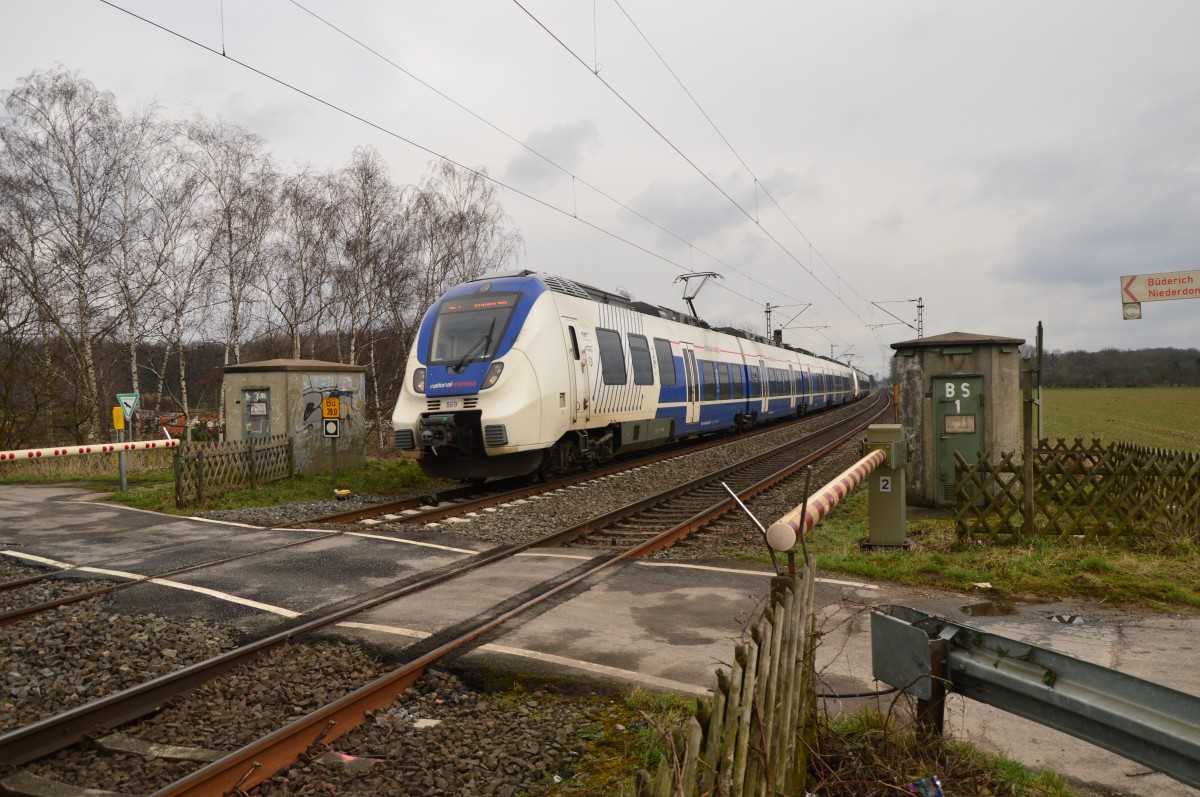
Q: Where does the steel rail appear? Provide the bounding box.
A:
[549,392,889,548]
[1,396,885,785]
[0,529,351,628]
[632,399,893,556]
[297,398,877,527]
[0,533,572,766]
[154,398,891,794]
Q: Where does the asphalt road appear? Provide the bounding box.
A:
[1,484,1196,796]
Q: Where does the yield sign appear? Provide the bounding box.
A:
[117,392,140,421]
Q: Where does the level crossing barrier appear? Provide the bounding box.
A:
[0,439,178,460]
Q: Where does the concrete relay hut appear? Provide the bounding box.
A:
[222,359,367,476]
[890,332,1025,506]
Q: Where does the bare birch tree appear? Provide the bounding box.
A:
[333,146,413,444]
[143,126,214,441]
[0,68,133,441]
[186,117,275,437]
[407,161,522,324]
[263,168,336,359]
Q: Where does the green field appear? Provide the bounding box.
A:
[1040,386,1200,452]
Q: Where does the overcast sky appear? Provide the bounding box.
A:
[4,0,1199,377]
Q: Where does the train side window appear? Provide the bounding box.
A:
[718,363,730,399]
[653,338,676,385]
[568,326,580,360]
[596,328,627,385]
[700,360,717,401]
[629,334,653,386]
[748,366,761,398]
[731,366,744,399]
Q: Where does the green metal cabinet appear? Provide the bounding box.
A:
[933,376,983,505]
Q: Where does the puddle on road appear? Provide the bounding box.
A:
[960,600,1019,617]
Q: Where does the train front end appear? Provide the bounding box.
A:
[391,275,560,479]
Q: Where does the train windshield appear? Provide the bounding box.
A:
[428,292,520,367]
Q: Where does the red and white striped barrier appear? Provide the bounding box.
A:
[0,439,179,461]
[766,448,886,549]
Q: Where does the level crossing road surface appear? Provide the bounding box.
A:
[1,484,1196,796]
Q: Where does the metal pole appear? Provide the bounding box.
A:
[117,430,128,493]
[1023,360,1035,540]
[331,435,338,488]
[916,637,947,739]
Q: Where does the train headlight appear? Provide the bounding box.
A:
[412,367,426,394]
[481,361,504,389]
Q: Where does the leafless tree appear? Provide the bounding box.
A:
[0,171,44,448]
[109,104,164,431]
[186,116,276,437]
[407,161,523,328]
[0,68,134,441]
[262,168,336,359]
[142,125,215,441]
[332,146,416,445]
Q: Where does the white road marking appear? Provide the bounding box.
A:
[634,560,880,589]
[0,550,300,617]
[337,622,710,696]
[345,532,476,554]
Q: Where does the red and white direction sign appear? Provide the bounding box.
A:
[1120,270,1200,304]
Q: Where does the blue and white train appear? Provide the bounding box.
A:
[392,271,870,480]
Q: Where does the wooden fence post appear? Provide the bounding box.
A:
[196,447,206,505]
[1022,360,1034,540]
[247,438,257,490]
[173,448,183,509]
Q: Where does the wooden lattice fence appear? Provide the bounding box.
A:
[955,438,1200,542]
[174,435,292,507]
[634,565,818,797]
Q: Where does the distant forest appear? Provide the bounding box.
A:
[1038,347,1200,388]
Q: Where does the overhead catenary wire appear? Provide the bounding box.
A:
[538,0,897,363]
[97,1,852,356]
[283,0,848,351]
[282,0,816,331]
[513,0,886,353]
[94,4,722,294]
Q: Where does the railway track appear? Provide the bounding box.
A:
[300,399,879,527]
[566,392,890,552]
[0,399,876,626]
[0,393,889,794]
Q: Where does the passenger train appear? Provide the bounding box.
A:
[392,271,871,480]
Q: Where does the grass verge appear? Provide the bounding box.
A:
[806,706,1088,796]
[533,690,1092,796]
[100,457,436,515]
[737,489,1200,612]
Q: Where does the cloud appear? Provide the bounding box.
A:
[504,119,599,187]
[867,209,904,234]
[970,83,1200,287]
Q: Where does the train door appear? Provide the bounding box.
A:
[757,358,768,414]
[788,364,796,412]
[560,319,591,425]
[681,343,700,424]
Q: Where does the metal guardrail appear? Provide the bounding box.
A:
[871,605,1200,790]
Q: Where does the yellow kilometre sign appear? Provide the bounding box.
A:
[322,397,341,418]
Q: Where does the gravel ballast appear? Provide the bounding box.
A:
[3,407,874,794]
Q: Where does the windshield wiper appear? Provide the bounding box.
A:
[451,317,496,372]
